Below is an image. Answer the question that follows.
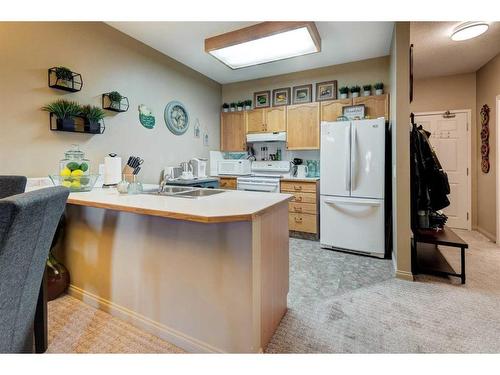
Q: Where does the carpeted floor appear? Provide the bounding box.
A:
[48,229,500,353]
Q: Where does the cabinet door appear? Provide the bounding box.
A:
[320,98,352,122]
[221,112,246,151]
[353,94,389,120]
[245,109,266,133]
[286,103,320,150]
[265,107,286,132]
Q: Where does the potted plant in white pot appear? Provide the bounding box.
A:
[362,84,372,97]
[222,103,229,113]
[42,99,82,131]
[81,105,106,134]
[339,86,349,99]
[244,99,252,110]
[350,85,361,98]
[374,82,384,95]
[237,101,244,111]
[230,102,236,112]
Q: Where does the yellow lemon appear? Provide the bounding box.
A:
[60,167,71,177]
[70,180,81,189]
[71,169,84,177]
[62,180,72,188]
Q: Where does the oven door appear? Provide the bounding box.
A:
[237,178,280,192]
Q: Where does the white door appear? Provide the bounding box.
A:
[320,121,351,197]
[320,196,385,255]
[351,119,385,199]
[415,112,470,229]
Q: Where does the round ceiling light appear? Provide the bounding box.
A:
[451,22,489,41]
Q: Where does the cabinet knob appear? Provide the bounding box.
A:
[294,217,302,223]
[295,196,302,202]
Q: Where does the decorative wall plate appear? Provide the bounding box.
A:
[164,101,189,135]
[138,105,155,129]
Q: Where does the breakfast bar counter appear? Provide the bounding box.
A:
[62,188,291,353]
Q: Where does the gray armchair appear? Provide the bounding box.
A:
[0,175,27,199]
[0,186,69,353]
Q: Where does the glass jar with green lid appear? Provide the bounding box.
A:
[59,144,90,178]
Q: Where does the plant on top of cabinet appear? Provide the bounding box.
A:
[48,66,83,92]
[244,99,252,110]
[363,84,372,97]
[102,91,129,112]
[374,82,384,95]
[81,105,106,134]
[350,85,361,98]
[237,101,244,111]
[339,86,349,99]
[222,103,229,112]
[230,102,237,112]
[42,99,82,132]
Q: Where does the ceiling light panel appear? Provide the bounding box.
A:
[451,22,489,41]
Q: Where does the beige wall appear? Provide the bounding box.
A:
[390,22,412,280]
[0,22,221,183]
[476,53,500,240]
[222,56,390,104]
[411,73,478,227]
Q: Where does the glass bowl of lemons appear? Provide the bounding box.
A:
[49,173,99,192]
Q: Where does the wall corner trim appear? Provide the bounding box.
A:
[395,270,414,281]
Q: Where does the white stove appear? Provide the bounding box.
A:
[237,161,290,193]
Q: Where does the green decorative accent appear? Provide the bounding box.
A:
[42,99,82,119]
[138,104,155,129]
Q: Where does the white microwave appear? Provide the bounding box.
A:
[218,160,251,176]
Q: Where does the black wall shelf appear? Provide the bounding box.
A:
[102,93,129,112]
[49,113,105,134]
[48,67,83,93]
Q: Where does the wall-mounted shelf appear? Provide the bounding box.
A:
[48,67,83,93]
[102,93,129,112]
[49,113,105,134]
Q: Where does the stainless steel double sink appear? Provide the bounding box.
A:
[144,186,226,199]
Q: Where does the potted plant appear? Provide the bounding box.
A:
[54,66,74,87]
[350,85,361,98]
[230,102,236,112]
[42,99,81,131]
[108,91,123,110]
[244,99,252,110]
[237,101,244,111]
[363,84,372,97]
[339,86,349,99]
[374,82,384,95]
[222,103,229,113]
[81,105,106,133]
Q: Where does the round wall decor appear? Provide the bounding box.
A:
[164,101,189,135]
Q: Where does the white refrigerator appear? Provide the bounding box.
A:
[320,118,386,257]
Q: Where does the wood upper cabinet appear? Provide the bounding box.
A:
[353,93,389,120]
[320,98,352,122]
[286,102,320,150]
[245,107,286,133]
[221,112,246,151]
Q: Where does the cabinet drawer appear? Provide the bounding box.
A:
[281,181,317,193]
[219,177,237,190]
[287,192,316,204]
[289,213,317,234]
[289,202,316,215]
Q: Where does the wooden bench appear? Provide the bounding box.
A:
[412,226,468,284]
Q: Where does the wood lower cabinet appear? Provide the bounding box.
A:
[221,112,246,151]
[353,94,389,120]
[281,180,319,237]
[286,103,320,150]
[245,107,286,133]
[219,176,237,190]
[320,98,353,122]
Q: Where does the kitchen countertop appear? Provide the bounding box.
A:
[165,177,218,185]
[67,187,292,224]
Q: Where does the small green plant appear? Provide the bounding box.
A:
[245,99,252,107]
[81,105,106,124]
[108,91,123,104]
[55,66,73,81]
[230,102,236,108]
[350,85,361,93]
[339,86,349,94]
[363,84,372,91]
[42,99,81,119]
[222,103,229,109]
[374,82,384,90]
[237,101,244,107]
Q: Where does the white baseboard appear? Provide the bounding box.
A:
[395,269,414,281]
[67,284,224,353]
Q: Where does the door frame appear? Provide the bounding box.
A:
[496,96,500,243]
[414,109,472,231]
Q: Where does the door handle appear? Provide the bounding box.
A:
[345,124,351,191]
[293,185,302,191]
[351,125,357,190]
[294,207,303,212]
[294,196,303,202]
[294,217,303,223]
[325,198,381,207]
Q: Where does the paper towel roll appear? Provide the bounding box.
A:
[104,156,122,185]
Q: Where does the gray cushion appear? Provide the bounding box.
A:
[0,176,27,199]
[0,186,69,353]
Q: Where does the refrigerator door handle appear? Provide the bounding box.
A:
[324,198,381,207]
[344,124,351,191]
[351,125,357,190]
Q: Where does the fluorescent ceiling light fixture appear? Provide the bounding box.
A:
[450,22,489,41]
[205,22,321,69]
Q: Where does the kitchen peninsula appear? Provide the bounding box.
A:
[62,188,291,353]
